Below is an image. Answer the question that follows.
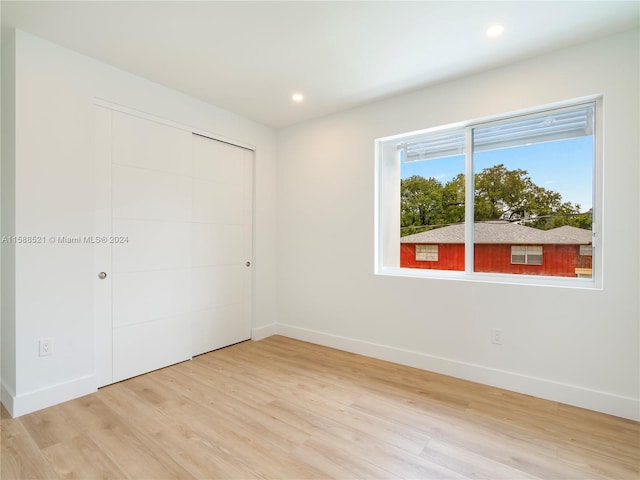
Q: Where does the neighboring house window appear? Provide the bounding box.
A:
[376,98,601,286]
[511,246,543,265]
[416,244,438,261]
[579,245,593,256]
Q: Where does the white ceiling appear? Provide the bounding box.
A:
[2,1,639,128]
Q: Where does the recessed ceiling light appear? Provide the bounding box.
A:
[292,93,304,103]
[486,24,505,38]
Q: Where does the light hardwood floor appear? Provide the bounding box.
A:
[2,335,639,479]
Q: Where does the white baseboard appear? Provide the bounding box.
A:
[276,323,640,421]
[1,381,16,415]
[3,374,97,418]
[4,327,637,421]
[251,323,277,341]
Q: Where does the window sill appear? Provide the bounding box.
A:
[375,266,601,290]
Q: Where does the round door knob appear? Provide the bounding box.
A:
[245,261,251,267]
[98,272,107,279]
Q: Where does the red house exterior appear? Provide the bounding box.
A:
[400,223,592,278]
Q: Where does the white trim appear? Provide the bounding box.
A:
[275,324,639,421]
[251,323,277,341]
[92,97,255,152]
[377,266,599,290]
[465,127,474,271]
[5,374,97,418]
[592,96,604,289]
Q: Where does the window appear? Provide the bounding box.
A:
[579,245,593,256]
[511,246,543,265]
[416,244,438,261]
[376,98,601,286]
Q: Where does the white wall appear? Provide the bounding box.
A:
[3,28,638,421]
[1,30,278,416]
[1,28,17,413]
[276,29,640,420]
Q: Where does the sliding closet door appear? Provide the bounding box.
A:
[110,111,193,383]
[191,135,253,356]
[95,106,253,386]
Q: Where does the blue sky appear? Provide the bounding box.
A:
[400,137,593,211]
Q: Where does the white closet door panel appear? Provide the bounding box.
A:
[190,135,252,356]
[112,219,191,273]
[94,106,113,387]
[193,135,248,185]
[191,265,243,311]
[112,111,192,176]
[112,269,192,327]
[112,165,192,222]
[193,181,246,225]
[192,223,244,267]
[113,314,191,382]
[192,304,247,356]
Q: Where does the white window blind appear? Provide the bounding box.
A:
[474,104,594,153]
[402,104,593,163]
[402,129,465,163]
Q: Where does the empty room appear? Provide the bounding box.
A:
[1,1,639,479]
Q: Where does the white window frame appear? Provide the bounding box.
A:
[374,96,603,289]
[416,244,438,262]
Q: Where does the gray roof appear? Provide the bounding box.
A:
[547,225,593,244]
[401,221,592,245]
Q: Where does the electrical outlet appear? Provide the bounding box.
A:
[491,328,503,345]
[39,338,53,357]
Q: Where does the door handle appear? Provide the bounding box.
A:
[98,272,107,279]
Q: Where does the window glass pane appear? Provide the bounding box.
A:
[473,105,594,278]
[579,245,593,256]
[527,246,543,265]
[415,244,438,261]
[400,129,465,271]
[511,246,525,264]
[527,255,543,265]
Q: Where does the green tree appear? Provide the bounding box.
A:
[442,173,465,224]
[473,164,590,229]
[474,164,561,221]
[400,176,445,235]
[400,164,591,234]
[400,175,465,236]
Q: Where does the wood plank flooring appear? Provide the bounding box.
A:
[2,335,639,479]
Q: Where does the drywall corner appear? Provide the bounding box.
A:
[1,26,17,413]
[251,323,277,341]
